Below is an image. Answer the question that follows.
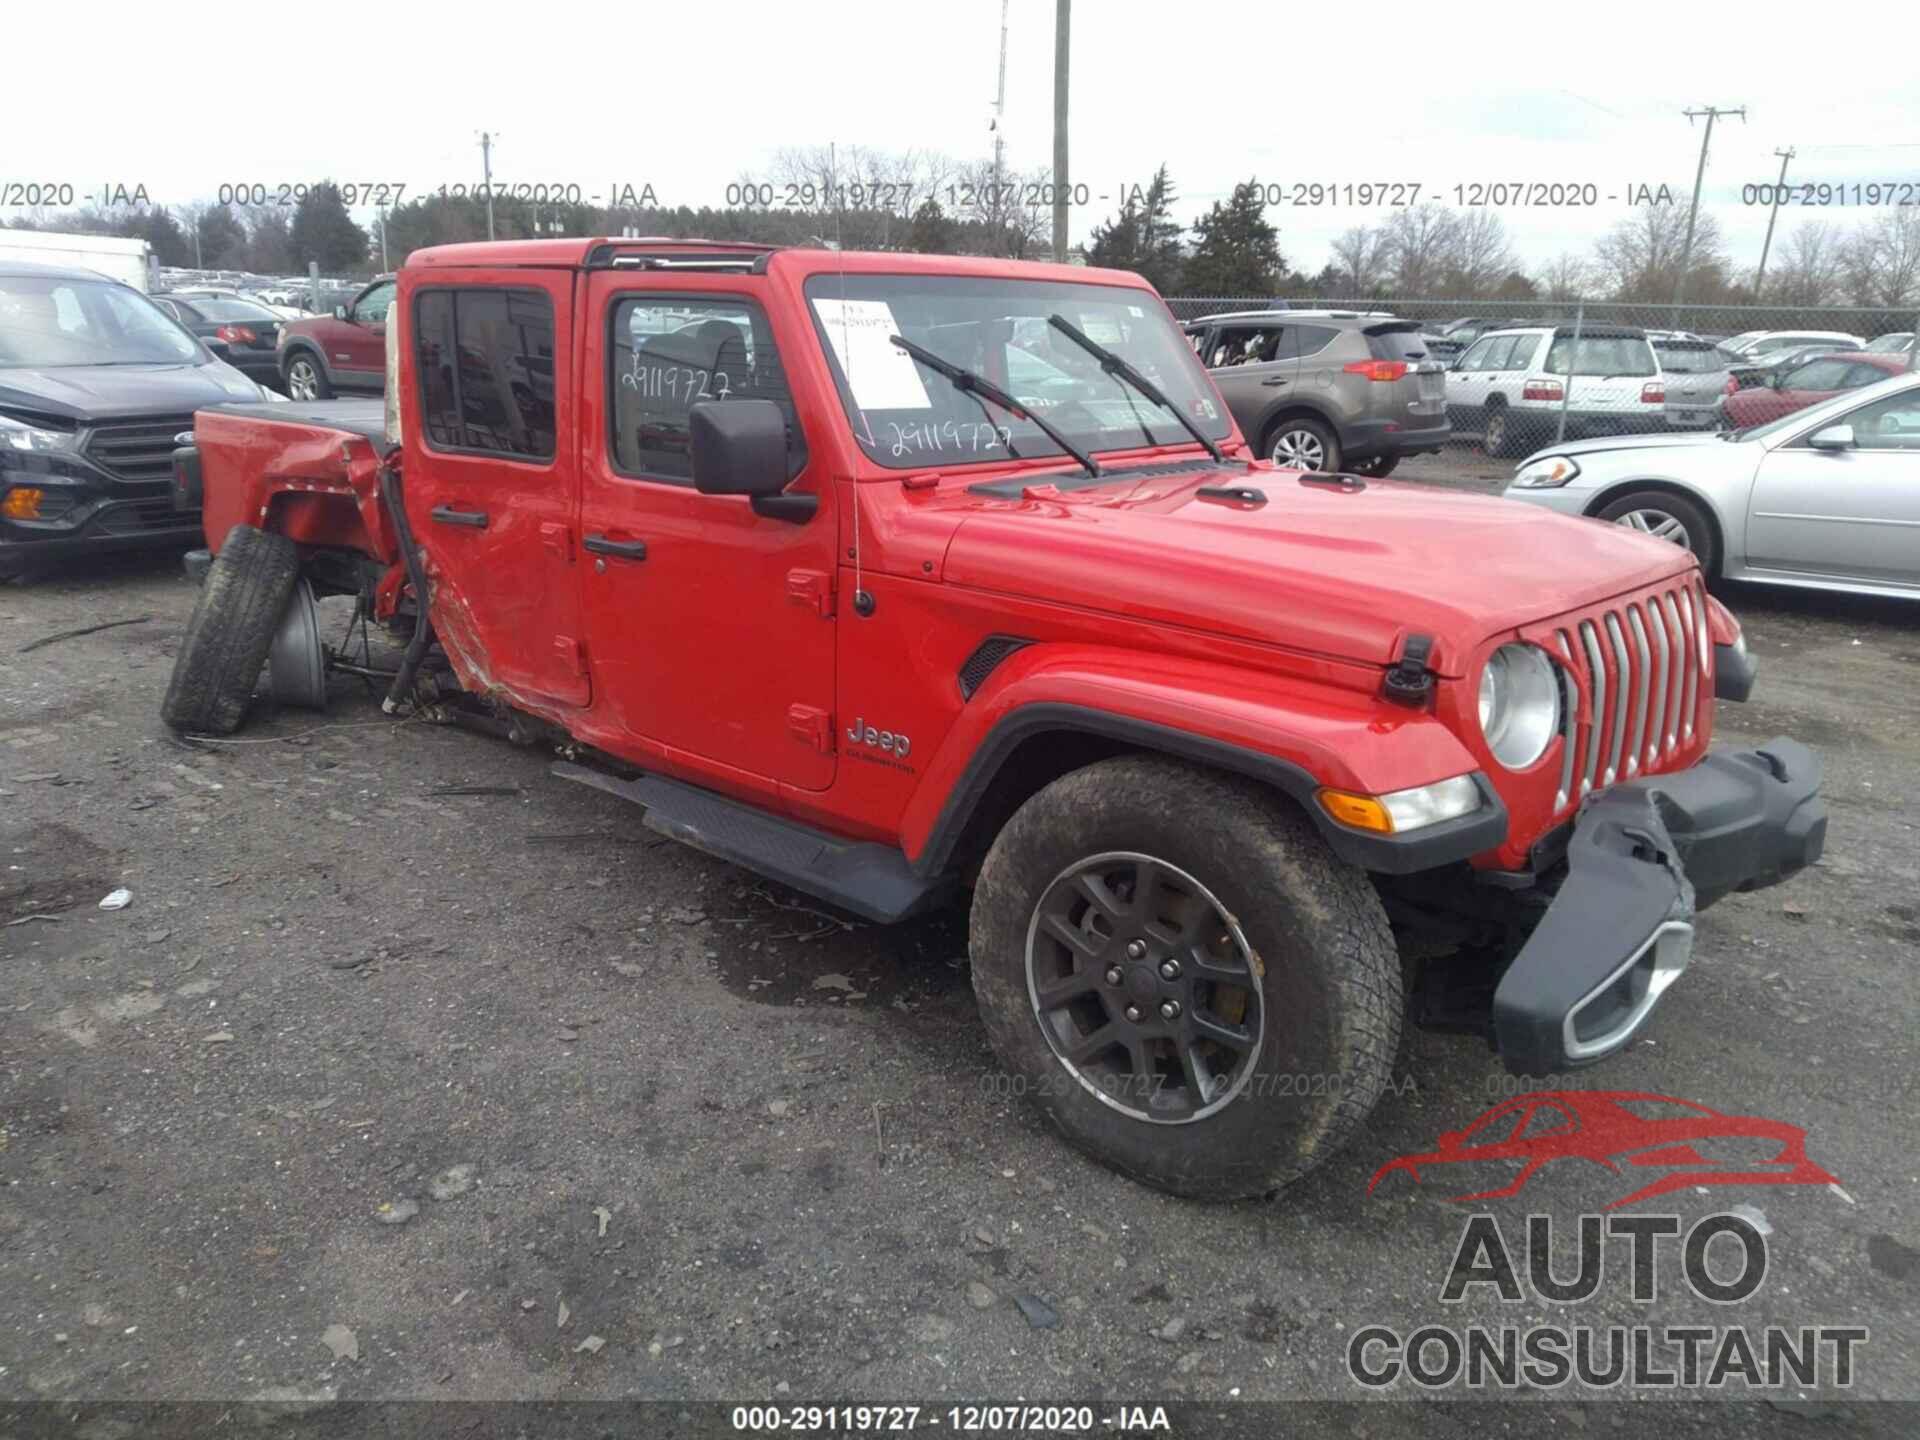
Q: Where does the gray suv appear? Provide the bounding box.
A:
[1185,310,1450,475]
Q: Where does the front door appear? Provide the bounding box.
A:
[1747,388,1920,587]
[401,269,589,707]
[577,278,837,791]
[334,278,395,389]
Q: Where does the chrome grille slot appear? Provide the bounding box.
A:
[1578,621,1606,798]
[1553,628,1578,813]
[1659,592,1685,752]
[1625,605,1651,775]
[1604,613,1630,785]
[1646,600,1670,767]
[1678,588,1699,742]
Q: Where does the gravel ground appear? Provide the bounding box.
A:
[2,462,1916,1433]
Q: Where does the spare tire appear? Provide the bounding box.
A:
[161,524,301,735]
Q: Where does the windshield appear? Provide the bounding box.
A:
[803,273,1230,469]
[0,275,204,367]
[176,294,279,323]
[1867,333,1914,353]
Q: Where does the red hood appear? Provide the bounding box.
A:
[940,473,1696,674]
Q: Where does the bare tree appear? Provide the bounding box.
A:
[1766,220,1846,306]
[1838,207,1920,308]
[1380,203,1461,295]
[1327,223,1388,294]
[1440,210,1518,298]
[1535,252,1590,301]
[1589,198,1729,301]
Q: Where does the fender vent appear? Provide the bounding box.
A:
[958,635,1033,700]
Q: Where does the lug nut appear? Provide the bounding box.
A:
[1158,958,1181,981]
[1105,965,1124,986]
[1124,1004,1144,1023]
[1126,939,1148,960]
[1160,999,1182,1020]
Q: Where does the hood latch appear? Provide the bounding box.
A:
[1383,633,1436,707]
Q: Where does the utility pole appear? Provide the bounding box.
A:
[1673,105,1744,308]
[991,0,1009,198]
[479,131,497,241]
[1052,0,1070,263]
[376,206,389,271]
[1753,146,1795,293]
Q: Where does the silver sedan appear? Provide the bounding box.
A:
[1502,370,1920,600]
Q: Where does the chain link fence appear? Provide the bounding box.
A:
[1166,295,1920,461]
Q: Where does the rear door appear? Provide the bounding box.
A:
[401,270,588,707]
[1747,388,1920,587]
[1203,321,1296,448]
[1444,334,1505,418]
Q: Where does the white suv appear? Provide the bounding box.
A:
[1444,324,1665,457]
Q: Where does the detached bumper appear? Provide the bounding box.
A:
[1492,737,1826,1075]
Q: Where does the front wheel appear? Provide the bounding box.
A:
[283,352,332,402]
[1595,489,1719,576]
[1264,417,1341,473]
[968,757,1403,1200]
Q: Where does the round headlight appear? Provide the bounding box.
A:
[1478,644,1560,770]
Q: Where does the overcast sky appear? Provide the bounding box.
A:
[11,2,1920,277]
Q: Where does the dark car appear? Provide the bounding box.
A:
[1184,310,1449,475]
[276,274,395,399]
[0,260,274,579]
[151,290,285,392]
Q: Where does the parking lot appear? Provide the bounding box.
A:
[2,441,1915,1432]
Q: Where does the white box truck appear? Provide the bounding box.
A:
[0,230,156,291]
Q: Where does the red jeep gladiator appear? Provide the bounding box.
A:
[161,239,1826,1199]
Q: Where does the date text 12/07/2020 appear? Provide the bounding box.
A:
[715,180,1689,210]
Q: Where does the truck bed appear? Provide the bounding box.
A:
[210,398,390,448]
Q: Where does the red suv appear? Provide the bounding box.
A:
[276,274,395,400]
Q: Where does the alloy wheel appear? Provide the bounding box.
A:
[1269,428,1326,469]
[288,360,318,402]
[1615,508,1693,551]
[1024,851,1264,1124]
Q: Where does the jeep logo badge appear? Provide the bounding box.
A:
[847,717,910,759]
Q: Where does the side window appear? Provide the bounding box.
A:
[1478,336,1517,372]
[1783,359,1850,391]
[355,281,396,324]
[1844,391,1920,451]
[1293,325,1340,359]
[1456,337,1495,370]
[609,296,803,483]
[411,287,556,460]
[1517,1102,1576,1141]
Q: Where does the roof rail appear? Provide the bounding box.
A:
[584,239,782,270]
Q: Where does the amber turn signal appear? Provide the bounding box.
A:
[1317,787,1393,833]
[2,487,45,520]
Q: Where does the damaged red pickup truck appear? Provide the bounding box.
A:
[162,239,1826,1199]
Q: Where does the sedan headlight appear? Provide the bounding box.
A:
[1512,455,1580,488]
[1479,643,1561,769]
[0,413,77,453]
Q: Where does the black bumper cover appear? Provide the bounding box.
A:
[1492,737,1825,1075]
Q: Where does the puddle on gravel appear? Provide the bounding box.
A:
[698,884,971,1010]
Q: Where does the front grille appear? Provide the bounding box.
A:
[1543,577,1711,816]
[84,416,198,482]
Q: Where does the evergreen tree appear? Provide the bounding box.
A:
[1136,164,1185,293]
[196,204,248,268]
[907,197,952,253]
[1181,181,1285,296]
[290,183,369,272]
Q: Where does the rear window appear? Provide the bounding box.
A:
[1291,324,1340,359]
[1543,335,1655,378]
[1654,343,1735,373]
[1365,326,1428,362]
[176,295,278,323]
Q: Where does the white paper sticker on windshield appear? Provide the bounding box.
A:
[810,297,932,411]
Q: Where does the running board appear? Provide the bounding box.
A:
[550,762,947,923]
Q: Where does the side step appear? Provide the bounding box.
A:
[550,762,947,924]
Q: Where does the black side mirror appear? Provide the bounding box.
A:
[334,305,350,322]
[689,399,814,522]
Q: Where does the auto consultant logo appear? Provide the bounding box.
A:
[1367,1090,1840,1209]
[1346,1211,1869,1391]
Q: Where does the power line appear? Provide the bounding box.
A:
[1674,105,1745,308]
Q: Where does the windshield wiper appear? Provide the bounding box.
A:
[1047,314,1227,464]
[888,334,1099,478]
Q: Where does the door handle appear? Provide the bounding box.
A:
[430,505,489,529]
[1261,377,1291,387]
[584,533,648,561]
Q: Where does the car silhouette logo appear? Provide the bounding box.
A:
[1367,1091,1840,1210]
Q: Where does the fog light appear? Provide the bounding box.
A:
[3,486,45,520]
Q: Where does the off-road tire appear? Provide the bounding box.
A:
[968,756,1402,1200]
[161,524,301,735]
[1595,488,1720,578]
[283,350,332,401]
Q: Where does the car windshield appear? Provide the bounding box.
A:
[1867,333,1914,353]
[803,273,1230,469]
[0,274,204,367]
[1543,335,1655,377]
[176,294,279,323]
